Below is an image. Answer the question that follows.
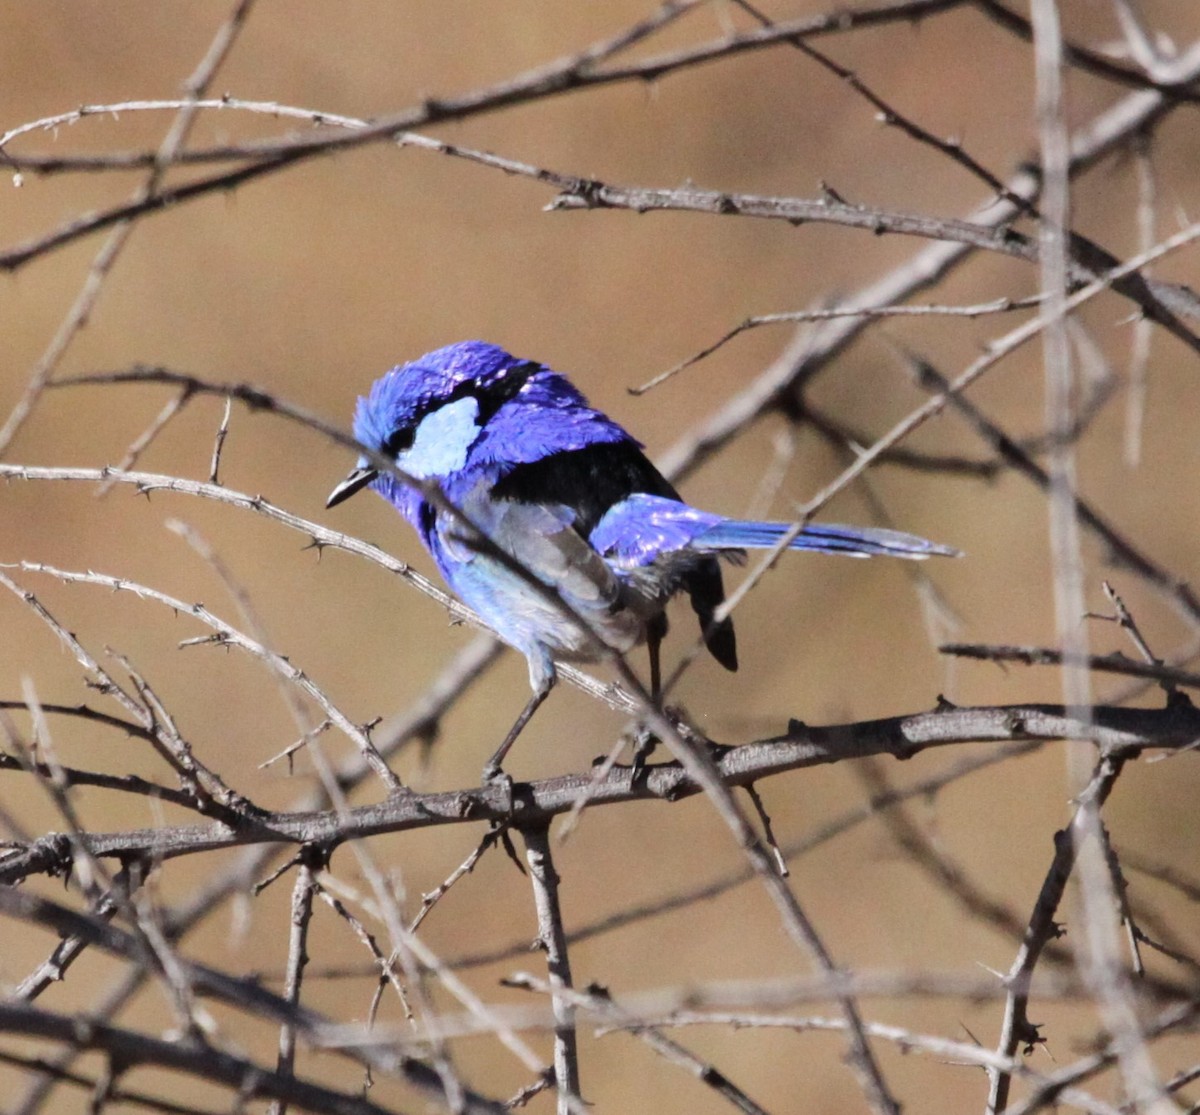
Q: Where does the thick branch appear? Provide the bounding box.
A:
[1,700,1194,883]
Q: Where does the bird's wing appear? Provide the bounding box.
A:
[589,493,738,671]
[489,451,738,671]
[589,494,723,568]
[489,439,680,538]
[448,483,625,614]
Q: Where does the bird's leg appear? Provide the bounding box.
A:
[647,618,664,703]
[630,727,656,784]
[482,660,555,791]
[632,616,668,781]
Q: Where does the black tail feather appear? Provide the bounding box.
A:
[686,557,738,672]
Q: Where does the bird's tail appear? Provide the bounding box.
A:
[694,519,959,559]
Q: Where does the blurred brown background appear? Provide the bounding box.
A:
[2,2,1200,1112]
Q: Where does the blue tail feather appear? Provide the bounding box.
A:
[694,519,958,559]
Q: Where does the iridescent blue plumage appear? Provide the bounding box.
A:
[328,341,957,780]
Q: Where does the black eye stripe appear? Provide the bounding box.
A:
[461,359,538,423]
[384,361,538,456]
[385,426,415,454]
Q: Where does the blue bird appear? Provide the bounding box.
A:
[328,341,956,782]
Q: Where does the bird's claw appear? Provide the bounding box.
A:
[481,763,515,812]
[630,725,658,783]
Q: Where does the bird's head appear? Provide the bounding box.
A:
[326,340,547,508]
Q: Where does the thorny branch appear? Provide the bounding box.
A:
[519,825,580,1114]
[2,699,1197,883]
[4,3,1200,1113]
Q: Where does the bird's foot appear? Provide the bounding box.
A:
[622,705,707,780]
[650,704,705,743]
[481,763,515,813]
[630,725,658,783]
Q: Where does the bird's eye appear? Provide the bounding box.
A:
[384,426,415,456]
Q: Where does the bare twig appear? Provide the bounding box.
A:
[0,884,508,1111]
[0,1047,229,1115]
[1092,582,1177,700]
[0,463,638,720]
[0,1001,459,1115]
[6,559,398,792]
[312,877,411,1027]
[597,1012,1120,1113]
[656,46,1200,488]
[519,824,580,1113]
[0,0,258,455]
[986,755,1128,1114]
[547,180,1200,356]
[633,295,1043,395]
[268,852,320,1115]
[976,0,1200,97]
[742,783,788,877]
[13,871,133,1002]
[409,824,506,934]
[503,975,772,1115]
[7,632,499,1113]
[1125,132,1157,466]
[940,642,1200,693]
[97,390,191,497]
[111,647,251,815]
[449,743,1041,972]
[210,396,233,484]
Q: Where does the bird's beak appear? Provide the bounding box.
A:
[326,465,378,509]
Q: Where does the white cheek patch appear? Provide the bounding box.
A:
[396,396,481,479]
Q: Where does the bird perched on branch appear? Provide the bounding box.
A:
[328,340,956,783]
